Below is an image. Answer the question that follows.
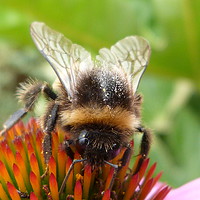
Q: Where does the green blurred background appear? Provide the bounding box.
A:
[0,0,200,188]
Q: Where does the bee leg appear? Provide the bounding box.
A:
[17,190,30,198]
[134,127,151,173]
[0,80,57,135]
[41,102,59,178]
[104,160,119,190]
[63,139,75,159]
[59,158,87,194]
[0,109,28,135]
[120,145,132,168]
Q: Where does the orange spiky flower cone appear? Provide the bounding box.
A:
[0,118,170,200]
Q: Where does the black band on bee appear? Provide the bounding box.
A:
[75,69,133,109]
[67,123,125,165]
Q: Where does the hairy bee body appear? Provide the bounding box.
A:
[54,68,142,165]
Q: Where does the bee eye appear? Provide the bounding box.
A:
[76,130,89,154]
[77,137,89,147]
[76,138,89,155]
[112,143,119,149]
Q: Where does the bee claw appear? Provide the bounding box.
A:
[41,166,49,179]
[17,190,30,198]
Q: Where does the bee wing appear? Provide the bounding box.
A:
[96,36,151,93]
[30,22,93,99]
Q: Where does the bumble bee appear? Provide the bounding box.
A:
[1,22,151,192]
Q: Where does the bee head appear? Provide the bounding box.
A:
[75,129,121,165]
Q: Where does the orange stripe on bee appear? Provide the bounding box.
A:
[61,106,140,130]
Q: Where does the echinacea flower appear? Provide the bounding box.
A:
[0,118,170,200]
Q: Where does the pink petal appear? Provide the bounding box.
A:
[145,181,167,199]
[165,178,200,200]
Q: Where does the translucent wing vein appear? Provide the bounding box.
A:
[30,22,93,99]
[96,36,151,93]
